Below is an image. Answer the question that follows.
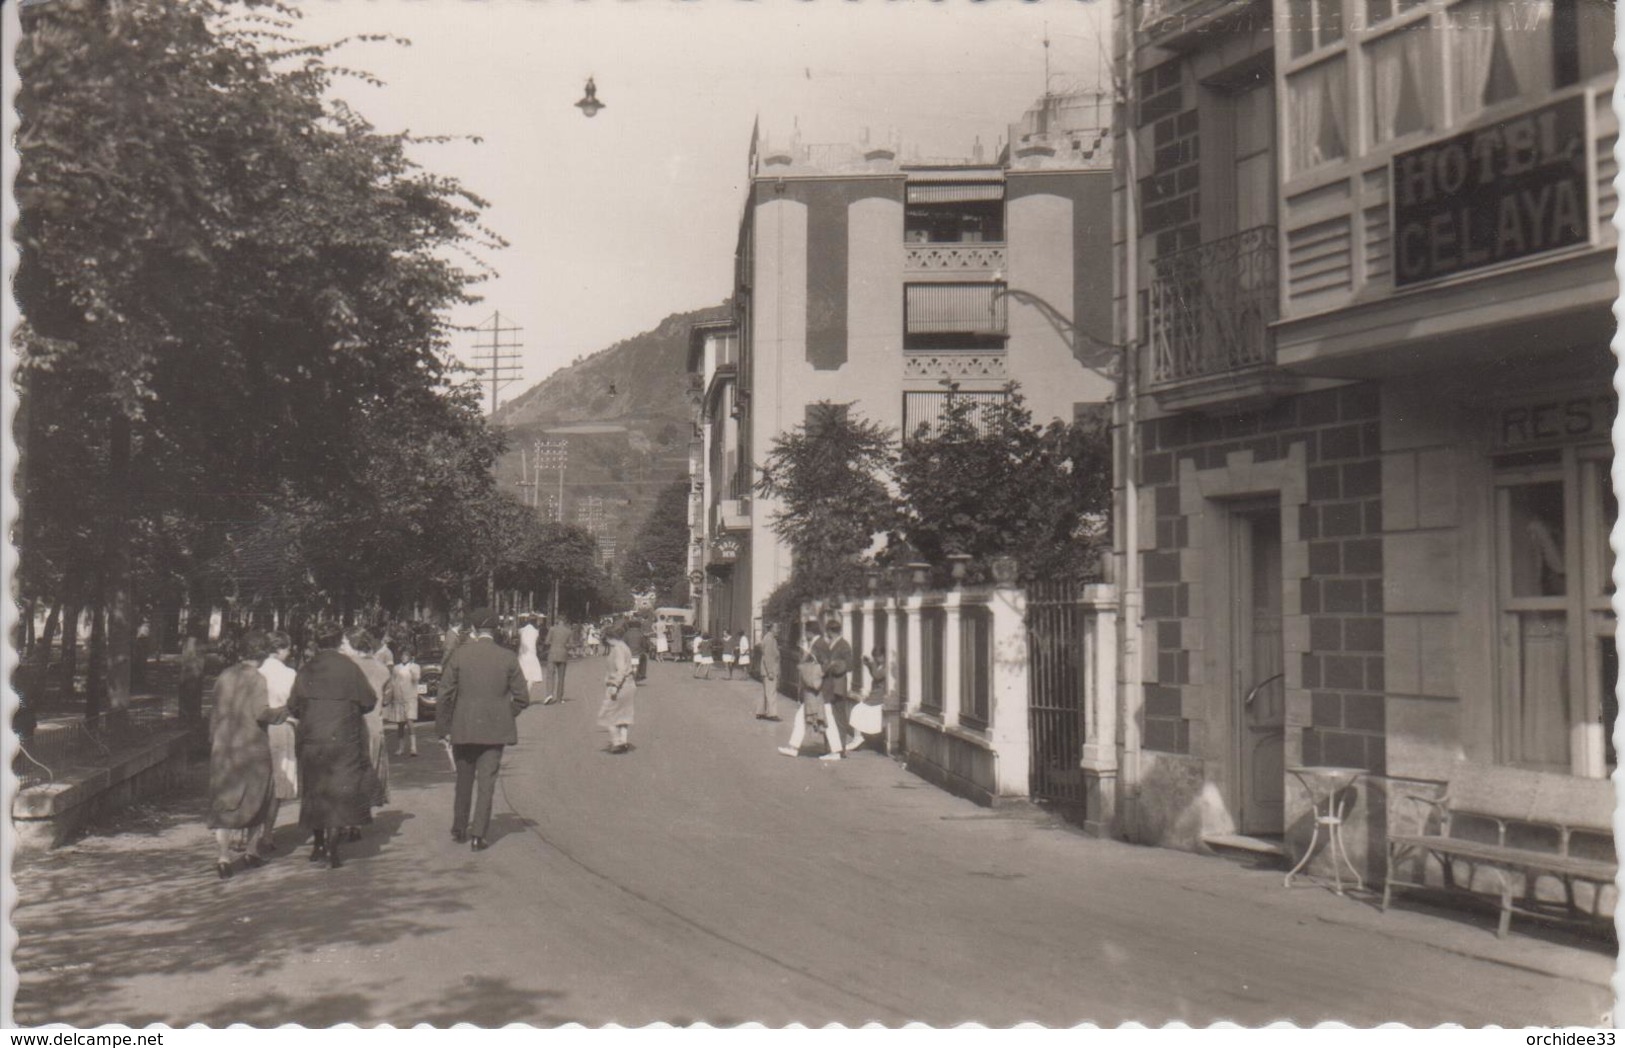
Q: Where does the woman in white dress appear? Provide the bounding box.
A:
[383,648,421,758]
[517,614,545,698]
[257,631,299,856]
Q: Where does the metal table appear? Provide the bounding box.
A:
[1283,765,1366,894]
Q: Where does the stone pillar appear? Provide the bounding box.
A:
[942,591,963,727]
[904,594,924,714]
[1079,583,1121,837]
[987,584,1030,798]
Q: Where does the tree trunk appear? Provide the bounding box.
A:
[85,599,107,721]
[59,601,81,705]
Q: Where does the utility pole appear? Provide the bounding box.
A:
[473,311,524,416]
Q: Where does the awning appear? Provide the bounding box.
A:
[906,183,1005,205]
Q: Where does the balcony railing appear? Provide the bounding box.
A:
[904,243,1008,272]
[1149,225,1278,386]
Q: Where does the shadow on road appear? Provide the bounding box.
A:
[13,766,476,1026]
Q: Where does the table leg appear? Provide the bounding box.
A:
[1284,802,1326,888]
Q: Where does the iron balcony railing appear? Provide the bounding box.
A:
[1149,225,1279,386]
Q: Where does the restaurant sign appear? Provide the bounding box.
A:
[1495,392,1616,451]
[1392,95,1589,288]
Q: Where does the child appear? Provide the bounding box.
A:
[693,632,713,678]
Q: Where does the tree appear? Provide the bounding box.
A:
[893,385,1112,584]
[624,478,693,608]
[14,0,499,713]
[755,403,899,613]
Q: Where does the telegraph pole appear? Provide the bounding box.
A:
[473,311,524,415]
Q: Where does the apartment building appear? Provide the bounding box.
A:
[686,318,752,637]
[1113,0,1616,885]
[731,109,1118,634]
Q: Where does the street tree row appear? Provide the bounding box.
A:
[12,0,613,718]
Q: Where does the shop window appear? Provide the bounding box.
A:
[905,184,1005,244]
[1494,446,1616,777]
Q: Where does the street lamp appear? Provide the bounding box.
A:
[575,77,605,118]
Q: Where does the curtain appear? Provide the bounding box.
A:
[1499,0,1554,99]
[1288,59,1347,173]
[1452,0,1552,119]
[1370,25,1433,143]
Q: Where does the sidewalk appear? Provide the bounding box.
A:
[691,674,1615,997]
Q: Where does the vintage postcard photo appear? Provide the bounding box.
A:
[1,0,1618,1030]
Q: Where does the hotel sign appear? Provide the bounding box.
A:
[710,536,742,563]
[1392,95,1589,288]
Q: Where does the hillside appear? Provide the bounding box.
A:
[491,302,730,588]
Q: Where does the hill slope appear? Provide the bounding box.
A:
[491,302,729,592]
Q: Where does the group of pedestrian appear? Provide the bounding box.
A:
[776,616,885,761]
[207,623,405,877]
[691,628,751,680]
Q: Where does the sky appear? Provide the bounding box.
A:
[291,0,1113,402]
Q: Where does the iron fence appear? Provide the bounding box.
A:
[1027,580,1087,805]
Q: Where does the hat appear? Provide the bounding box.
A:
[471,608,498,630]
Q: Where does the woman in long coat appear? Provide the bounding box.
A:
[207,630,283,879]
[289,625,378,869]
[598,622,637,754]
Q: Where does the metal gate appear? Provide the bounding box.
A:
[1027,579,1086,806]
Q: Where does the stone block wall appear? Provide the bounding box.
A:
[1137,382,1386,775]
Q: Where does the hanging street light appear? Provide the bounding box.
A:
[575,77,605,118]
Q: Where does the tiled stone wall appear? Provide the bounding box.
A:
[1138,383,1386,774]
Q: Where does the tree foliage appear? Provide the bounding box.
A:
[10,0,596,707]
[625,478,695,609]
[755,403,898,606]
[893,386,1112,584]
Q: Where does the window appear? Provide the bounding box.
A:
[1285,57,1349,174]
[1366,20,1438,144]
[902,390,1009,441]
[1279,0,1611,181]
[1494,443,1615,777]
[1448,0,1555,123]
[905,183,1006,244]
[903,282,1008,350]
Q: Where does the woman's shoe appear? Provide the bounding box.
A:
[244,853,266,869]
[327,842,343,869]
[216,860,235,880]
[777,746,799,757]
[818,752,845,762]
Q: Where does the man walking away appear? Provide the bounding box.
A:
[436,608,530,851]
[754,623,780,721]
[545,614,573,703]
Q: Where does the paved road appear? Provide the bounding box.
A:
[12,660,1615,1026]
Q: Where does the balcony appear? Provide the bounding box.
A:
[1148,226,1298,413]
[1139,0,1270,51]
[904,243,1007,274]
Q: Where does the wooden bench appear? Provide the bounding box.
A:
[1383,765,1616,938]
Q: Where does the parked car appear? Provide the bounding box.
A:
[412,629,445,723]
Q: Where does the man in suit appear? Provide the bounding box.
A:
[623,618,647,683]
[545,613,573,702]
[436,608,530,851]
[815,615,856,755]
